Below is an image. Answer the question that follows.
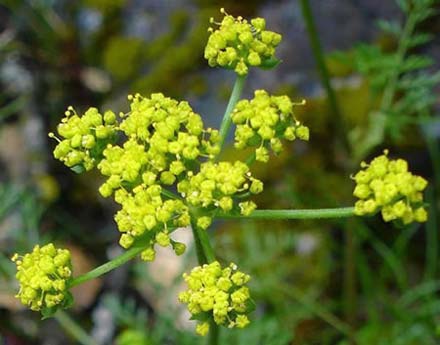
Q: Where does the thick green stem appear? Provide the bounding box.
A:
[299,0,349,152]
[190,218,216,264]
[218,207,355,220]
[190,217,218,343]
[69,245,147,288]
[208,319,219,345]
[191,221,208,265]
[218,75,247,153]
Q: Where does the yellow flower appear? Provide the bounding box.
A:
[232,90,308,162]
[12,243,73,315]
[205,9,282,75]
[179,261,252,335]
[353,150,428,225]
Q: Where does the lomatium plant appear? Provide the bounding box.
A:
[12,8,429,340]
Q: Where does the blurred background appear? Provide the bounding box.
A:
[0,0,439,344]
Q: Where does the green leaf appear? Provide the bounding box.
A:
[189,312,210,322]
[398,71,440,90]
[413,7,438,23]
[246,298,256,313]
[377,19,401,36]
[260,56,281,70]
[63,291,74,309]
[41,306,57,320]
[401,55,433,73]
[407,32,434,47]
[70,165,86,174]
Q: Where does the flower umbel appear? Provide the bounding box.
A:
[114,184,190,259]
[178,261,252,335]
[205,8,282,75]
[232,90,309,162]
[50,107,117,172]
[353,150,428,224]
[178,160,262,220]
[12,243,73,316]
[98,93,220,198]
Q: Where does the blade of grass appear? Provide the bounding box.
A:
[424,187,437,281]
[278,285,353,338]
[358,224,407,291]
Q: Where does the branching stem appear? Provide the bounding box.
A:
[218,207,355,220]
[69,245,147,288]
[217,75,247,154]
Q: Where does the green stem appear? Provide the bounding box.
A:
[69,245,147,288]
[218,74,247,153]
[245,152,256,166]
[54,310,97,345]
[190,218,216,264]
[424,187,438,281]
[191,221,208,265]
[299,0,349,152]
[420,111,440,195]
[300,3,357,341]
[218,207,355,220]
[189,217,218,343]
[344,224,357,342]
[208,319,219,345]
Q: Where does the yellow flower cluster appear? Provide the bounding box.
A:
[12,244,73,313]
[178,261,252,336]
[178,160,261,226]
[96,93,220,258]
[50,107,117,171]
[232,90,309,162]
[51,92,262,259]
[205,9,282,75]
[114,184,190,261]
[98,93,220,198]
[353,151,428,224]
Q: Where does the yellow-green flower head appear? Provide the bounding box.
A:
[205,8,282,75]
[12,243,73,315]
[121,93,220,158]
[50,107,117,172]
[178,261,252,335]
[114,184,190,258]
[97,139,149,197]
[353,150,428,225]
[178,160,261,216]
[232,90,309,162]
[97,93,220,198]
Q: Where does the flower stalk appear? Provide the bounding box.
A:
[218,207,355,220]
[69,245,147,288]
[218,75,247,153]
